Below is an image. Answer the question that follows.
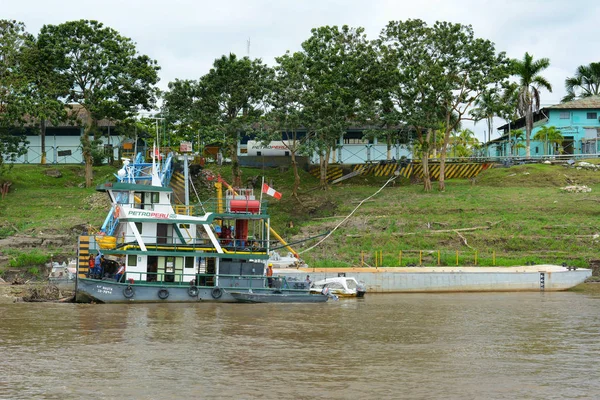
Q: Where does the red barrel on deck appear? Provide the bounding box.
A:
[229,199,260,213]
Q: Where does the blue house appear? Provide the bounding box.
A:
[495,96,600,157]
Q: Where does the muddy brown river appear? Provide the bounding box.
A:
[1,292,600,399]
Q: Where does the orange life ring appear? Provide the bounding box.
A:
[113,206,120,219]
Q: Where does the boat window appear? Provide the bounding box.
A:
[346,279,357,289]
[151,192,159,204]
[180,224,190,229]
[135,222,143,234]
[327,283,344,289]
[184,257,194,269]
[127,255,137,267]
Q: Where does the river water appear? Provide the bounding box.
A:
[1,292,600,400]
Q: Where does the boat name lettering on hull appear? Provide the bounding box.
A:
[127,210,176,219]
[95,285,114,295]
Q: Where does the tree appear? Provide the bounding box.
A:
[38,20,160,187]
[429,22,508,191]
[533,125,563,155]
[264,51,310,198]
[380,20,508,191]
[562,62,600,102]
[511,52,552,159]
[471,87,502,157]
[197,54,273,187]
[451,128,479,157]
[0,20,30,168]
[19,34,70,164]
[301,25,376,189]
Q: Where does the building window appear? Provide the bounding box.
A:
[587,112,598,120]
[559,112,570,119]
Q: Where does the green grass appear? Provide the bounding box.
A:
[1,161,599,269]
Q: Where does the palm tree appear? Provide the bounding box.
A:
[562,62,600,102]
[533,126,563,155]
[511,53,553,158]
[471,88,501,150]
[509,129,525,156]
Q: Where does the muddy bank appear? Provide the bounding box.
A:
[0,282,74,303]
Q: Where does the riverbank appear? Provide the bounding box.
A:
[1,162,600,270]
[0,282,74,303]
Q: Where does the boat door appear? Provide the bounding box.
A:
[157,223,170,244]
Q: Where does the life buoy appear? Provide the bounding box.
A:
[113,206,120,219]
[158,288,169,300]
[188,286,199,297]
[211,287,223,299]
[123,286,134,298]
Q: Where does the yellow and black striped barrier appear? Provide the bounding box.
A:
[78,235,90,278]
[308,162,493,182]
[308,165,343,182]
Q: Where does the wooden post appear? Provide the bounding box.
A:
[399,251,402,266]
[475,250,478,266]
[456,250,459,266]
[438,250,441,266]
[493,250,496,266]
[419,250,422,266]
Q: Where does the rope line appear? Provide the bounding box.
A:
[298,172,399,255]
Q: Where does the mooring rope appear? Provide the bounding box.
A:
[298,172,400,255]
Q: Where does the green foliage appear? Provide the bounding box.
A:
[562,62,600,102]
[511,52,553,158]
[37,20,160,187]
[0,20,31,167]
[8,251,48,268]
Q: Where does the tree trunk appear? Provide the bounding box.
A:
[291,150,300,199]
[387,134,392,161]
[525,104,532,159]
[230,141,241,187]
[438,127,452,192]
[40,119,47,165]
[319,150,329,190]
[81,123,94,188]
[421,152,432,192]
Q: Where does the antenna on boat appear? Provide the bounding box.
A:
[151,117,164,187]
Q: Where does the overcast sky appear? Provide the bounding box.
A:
[4,0,600,140]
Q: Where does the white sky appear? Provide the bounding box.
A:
[4,0,600,141]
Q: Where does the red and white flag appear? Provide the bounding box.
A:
[262,183,282,200]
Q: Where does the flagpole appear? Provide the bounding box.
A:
[259,176,264,209]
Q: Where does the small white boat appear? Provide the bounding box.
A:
[310,277,366,298]
[267,250,306,269]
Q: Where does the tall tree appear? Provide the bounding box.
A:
[471,87,502,157]
[429,21,508,191]
[19,34,70,164]
[196,54,273,187]
[562,62,600,102]
[0,20,30,168]
[38,20,160,187]
[301,25,376,189]
[264,51,310,198]
[379,19,444,191]
[511,52,552,159]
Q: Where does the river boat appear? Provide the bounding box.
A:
[309,276,366,298]
[75,152,317,304]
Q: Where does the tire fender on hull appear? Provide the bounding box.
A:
[158,288,169,300]
[211,287,223,299]
[123,286,134,299]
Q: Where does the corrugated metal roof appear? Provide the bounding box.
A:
[548,95,600,109]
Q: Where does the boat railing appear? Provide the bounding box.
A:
[90,234,269,255]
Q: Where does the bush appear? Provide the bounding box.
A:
[8,251,49,268]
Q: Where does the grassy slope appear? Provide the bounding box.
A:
[1,162,599,269]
